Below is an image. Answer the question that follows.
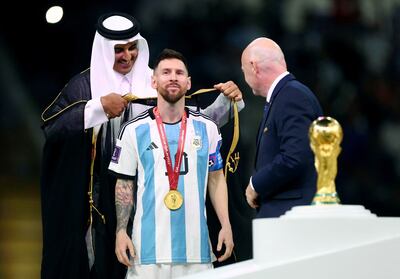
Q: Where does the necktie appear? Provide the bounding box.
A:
[264,101,270,112]
[254,102,270,168]
[257,101,270,142]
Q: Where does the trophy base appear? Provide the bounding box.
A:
[311,192,341,205]
[281,204,377,219]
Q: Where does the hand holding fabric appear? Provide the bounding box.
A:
[214,81,243,102]
[100,93,128,118]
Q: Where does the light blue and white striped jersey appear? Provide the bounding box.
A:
[109,107,223,264]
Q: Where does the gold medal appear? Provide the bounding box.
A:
[164,190,183,210]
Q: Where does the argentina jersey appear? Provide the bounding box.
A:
[108,108,223,264]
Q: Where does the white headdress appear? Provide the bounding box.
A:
[90,12,156,99]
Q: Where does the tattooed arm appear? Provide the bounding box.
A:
[115,178,135,267]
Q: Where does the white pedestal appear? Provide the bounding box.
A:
[180,205,400,279]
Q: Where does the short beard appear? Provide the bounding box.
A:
[159,88,186,104]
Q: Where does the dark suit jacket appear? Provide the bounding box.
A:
[252,73,323,218]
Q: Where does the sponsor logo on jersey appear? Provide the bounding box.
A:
[146,142,158,151]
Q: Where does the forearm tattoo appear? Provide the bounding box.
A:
[115,179,134,233]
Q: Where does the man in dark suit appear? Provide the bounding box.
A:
[241,37,323,218]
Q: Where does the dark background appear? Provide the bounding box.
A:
[1,0,400,278]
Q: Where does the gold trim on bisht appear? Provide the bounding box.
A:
[89,132,106,224]
[41,90,88,122]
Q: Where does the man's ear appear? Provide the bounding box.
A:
[151,75,157,89]
[251,61,258,74]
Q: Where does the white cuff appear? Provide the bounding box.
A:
[249,176,256,192]
[84,98,109,129]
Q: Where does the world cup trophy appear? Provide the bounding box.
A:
[309,116,343,205]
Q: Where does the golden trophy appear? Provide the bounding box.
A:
[309,116,343,205]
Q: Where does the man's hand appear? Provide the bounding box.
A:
[100,93,128,119]
[214,81,243,102]
[115,230,135,267]
[245,184,259,209]
[216,225,234,262]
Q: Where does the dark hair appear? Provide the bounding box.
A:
[153,48,189,73]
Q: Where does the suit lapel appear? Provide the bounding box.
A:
[256,102,270,147]
[254,73,296,168]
